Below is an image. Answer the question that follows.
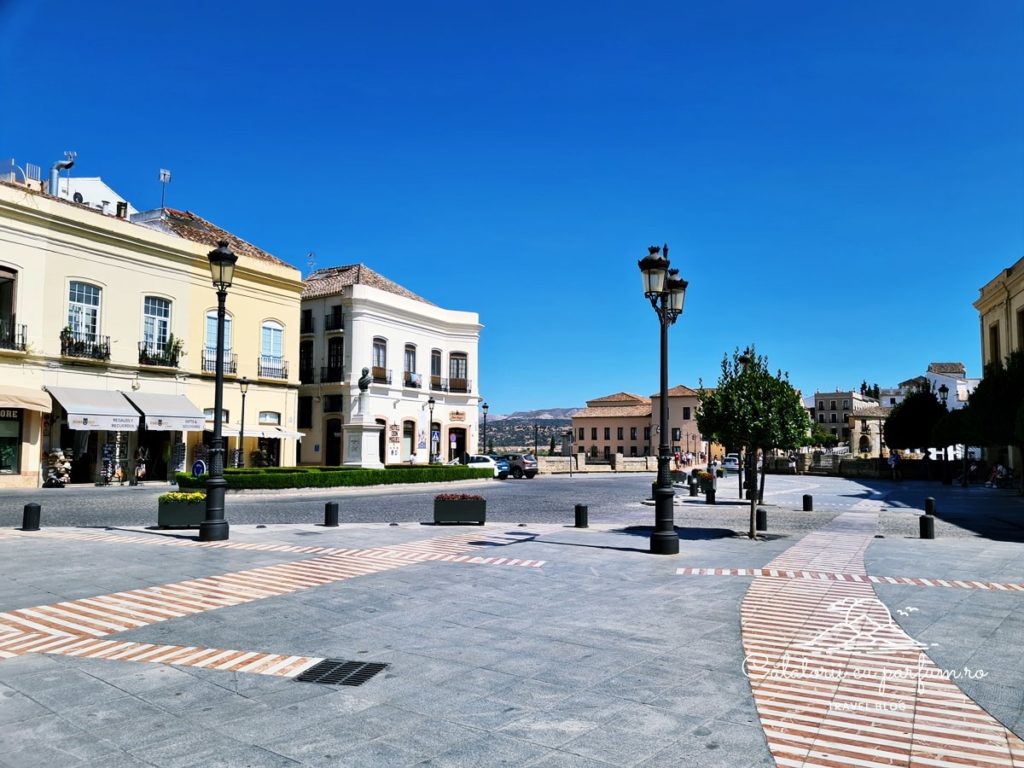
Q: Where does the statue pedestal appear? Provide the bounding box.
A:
[343,392,384,469]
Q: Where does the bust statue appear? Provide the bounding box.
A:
[358,367,372,392]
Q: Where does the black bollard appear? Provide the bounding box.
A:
[689,480,698,497]
[706,488,716,504]
[324,501,339,527]
[21,503,40,531]
[756,507,768,532]
[924,497,936,516]
[574,504,588,528]
[919,514,935,539]
[803,494,813,512]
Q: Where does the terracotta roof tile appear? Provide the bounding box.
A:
[651,385,699,398]
[158,208,291,267]
[302,264,433,304]
[586,392,650,405]
[927,362,966,375]
[573,404,653,418]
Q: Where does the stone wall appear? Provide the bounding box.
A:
[537,453,656,474]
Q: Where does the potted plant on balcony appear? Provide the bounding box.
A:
[433,493,486,525]
[157,491,206,528]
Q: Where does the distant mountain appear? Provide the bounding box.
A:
[489,408,580,422]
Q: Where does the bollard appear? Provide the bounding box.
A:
[21,503,40,531]
[924,497,936,516]
[706,488,716,504]
[689,481,698,497]
[574,504,588,528]
[756,507,768,532]
[919,514,935,539]
[802,494,813,512]
[324,501,339,527]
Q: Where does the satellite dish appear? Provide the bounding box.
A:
[73,192,83,203]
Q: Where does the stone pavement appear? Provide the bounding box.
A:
[0,486,1022,767]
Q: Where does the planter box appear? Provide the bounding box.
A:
[158,501,206,528]
[433,499,486,525]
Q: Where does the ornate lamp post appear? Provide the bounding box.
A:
[638,244,688,555]
[938,383,951,485]
[201,240,237,543]
[237,377,250,468]
[481,402,489,454]
[738,348,754,502]
[427,396,436,463]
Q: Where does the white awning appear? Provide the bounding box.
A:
[203,423,240,437]
[47,387,140,431]
[212,425,306,439]
[122,392,205,432]
[0,385,52,413]
[272,427,305,440]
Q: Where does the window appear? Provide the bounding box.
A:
[616,446,623,455]
[842,399,849,410]
[326,337,344,380]
[830,413,837,423]
[861,419,867,430]
[819,414,825,423]
[449,352,468,381]
[617,427,623,440]
[603,446,611,458]
[591,427,597,440]
[68,281,101,341]
[630,446,637,457]
[261,321,284,361]
[630,427,637,440]
[989,323,1001,362]
[603,427,610,440]
[373,338,387,369]
[643,426,651,440]
[404,344,416,373]
[683,406,691,420]
[1017,308,1024,352]
[818,401,824,410]
[0,410,21,474]
[297,397,313,428]
[842,427,850,439]
[300,308,313,334]
[142,296,170,351]
[299,340,313,383]
[205,310,233,353]
[203,408,229,423]
[259,411,281,425]
[431,349,442,376]
[889,397,896,405]
[671,427,681,441]
[830,400,836,410]
[578,427,584,440]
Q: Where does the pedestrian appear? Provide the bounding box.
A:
[788,453,797,475]
[673,451,681,471]
[888,450,901,481]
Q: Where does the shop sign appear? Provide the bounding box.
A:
[68,414,141,431]
[0,409,21,421]
[450,411,465,422]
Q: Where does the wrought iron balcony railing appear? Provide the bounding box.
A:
[324,313,344,332]
[259,356,289,380]
[299,365,315,384]
[403,371,422,388]
[60,330,111,361]
[300,316,315,334]
[138,341,181,368]
[202,348,238,375]
[448,377,471,393]
[320,366,344,384]
[0,320,26,351]
[372,366,391,384]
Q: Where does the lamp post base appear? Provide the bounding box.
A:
[650,530,680,555]
[199,519,229,542]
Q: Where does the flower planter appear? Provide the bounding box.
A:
[158,501,206,528]
[433,499,486,525]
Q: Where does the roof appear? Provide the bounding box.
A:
[302,264,433,304]
[144,208,291,267]
[927,362,966,376]
[573,404,653,419]
[852,405,891,419]
[586,392,650,406]
[651,385,699,398]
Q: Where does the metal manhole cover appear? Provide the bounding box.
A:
[294,659,388,686]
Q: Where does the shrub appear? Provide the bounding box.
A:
[435,493,485,501]
[175,464,491,490]
[158,491,206,504]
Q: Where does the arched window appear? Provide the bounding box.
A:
[372,338,388,383]
[68,281,101,341]
[204,310,234,373]
[261,320,283,361]
[404,344,420,387]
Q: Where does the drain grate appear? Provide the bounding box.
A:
[294,659,388,686]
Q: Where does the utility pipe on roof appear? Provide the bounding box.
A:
[49,157,75,197]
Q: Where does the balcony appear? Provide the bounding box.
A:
[0,319,26,352]
[60,330,111,361]
[324,313,344,332]
[403,371,422,389]
[300,316,315,334]
[431,375,445,392]
[299,365,315,384]
[259,355,289,380]
[138,340,181,369]
[449,377,471,393]
[372,366,391,384]
[202,348,238,375]
[320,365,344,384]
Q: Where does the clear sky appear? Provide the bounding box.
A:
[2,1,1021,413]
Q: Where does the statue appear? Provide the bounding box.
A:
[358,367,372,392]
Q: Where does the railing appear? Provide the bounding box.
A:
[138,341,180,368]
[324,313,344,332]
[427,377,471,393]
[372,366,391,384]
[259,356,289,380]
[448,377,471,393]
[202,348,238,375]
[300,316,315,334]
[0,321,26,351]
[320,366,344,383]
[299,365,315,384]
[431,375,445,392]
[61,330,111,361]
[403,371,422,388]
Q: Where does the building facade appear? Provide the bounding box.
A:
[0,178,302,488]
[298,265,481,466]
[812,391,878,443]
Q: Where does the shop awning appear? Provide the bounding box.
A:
[0,385,52,413]
[123,392,205,432]
[46,387,140,431]
[272,427,305,440]
[203,423,240,437]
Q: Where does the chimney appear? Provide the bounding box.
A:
[116,201,128,219]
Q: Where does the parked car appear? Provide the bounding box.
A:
[722,454,740,472]
[500,453,538,479]
[449,454,508,479]
[490,455,511,480]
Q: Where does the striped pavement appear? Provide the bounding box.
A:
[677,567,1024,592]
[736,511,1024,768]
[0,527,547,678]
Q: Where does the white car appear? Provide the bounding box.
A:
[722,456,740,472]
[449,454,508,479]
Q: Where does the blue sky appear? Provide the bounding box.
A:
[2,1,1021,413]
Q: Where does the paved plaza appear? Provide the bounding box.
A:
[0,476,1022,767]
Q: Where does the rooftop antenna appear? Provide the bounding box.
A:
[306,251,316,277]
[159,168,171,209]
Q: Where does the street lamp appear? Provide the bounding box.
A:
[738,347,753,502]
[427,396,436,462]
[938,383,951,485]
[638,243,688,555]
[237,377,250,468]
[201,240,237,543]
[481,402,489,454]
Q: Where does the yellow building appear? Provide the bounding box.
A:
[0,179,302,488]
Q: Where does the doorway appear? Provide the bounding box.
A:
[448,427,466,461]
[325,418,341,466]
[376,418,386,465]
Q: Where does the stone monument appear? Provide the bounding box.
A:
[342,367,385,469]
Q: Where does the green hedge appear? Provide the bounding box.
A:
[176,465,492,490]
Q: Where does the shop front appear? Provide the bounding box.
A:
[47,387,142,485]
[123,392,206,482]
[0,385,50,488]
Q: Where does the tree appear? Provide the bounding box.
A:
[967,351,1024,493]
[548,434,556,455]
[883,390,947,453]
[808,423,839,448]
[698,346,810,537]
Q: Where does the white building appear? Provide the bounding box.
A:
[298,265,482,466]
